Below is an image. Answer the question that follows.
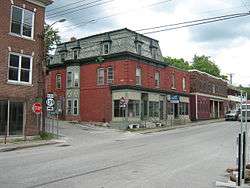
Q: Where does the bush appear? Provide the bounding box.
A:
[39,132,55,140]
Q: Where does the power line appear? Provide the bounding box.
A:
[60,0,173,32]
[46,0,89,13]
[142,13,250,34]
[136,12,249,32]
[47,0,115,19]
[55,12,250,51]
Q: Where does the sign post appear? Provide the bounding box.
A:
[32,102,42,132]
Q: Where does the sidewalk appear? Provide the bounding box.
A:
[130,118,225,134]
[0,139,65,152]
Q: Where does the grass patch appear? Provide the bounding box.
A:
[39,132,56,140]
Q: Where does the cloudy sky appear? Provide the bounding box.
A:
[46,0,250,87]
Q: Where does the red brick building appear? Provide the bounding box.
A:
[189,70,228,121]
[0,0,52,137]
[47,29,190,128]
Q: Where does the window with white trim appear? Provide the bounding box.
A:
[67,71,73,88]
[136,43,142,55]
[171,74,176,89]
[107,67,114,84]
[10,6,34,38]
[97,68,105,85]
[67,99,72,115]
[73,99,78,115]
[182,77,186,91]
[136,67,141,85]
[8,53,32,84]
[102,43,110,55]
[74,72,79,87]
[56,74,61,89]
[73,50,78,60]
[155,72,160,88]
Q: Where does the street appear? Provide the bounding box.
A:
[0,121,242,188]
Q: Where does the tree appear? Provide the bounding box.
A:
[44,23,61,58]
[163,56,190,70]
[191,55,221,77]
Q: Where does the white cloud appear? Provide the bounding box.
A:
[47,0,250,86]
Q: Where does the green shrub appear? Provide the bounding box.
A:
[39,132,55,140]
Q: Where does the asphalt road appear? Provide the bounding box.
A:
[0,121,244,188]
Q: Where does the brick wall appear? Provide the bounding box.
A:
[0,0,46,135]
[190,71,227,97]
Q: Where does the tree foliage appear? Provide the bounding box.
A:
[163,56,190,70]
[191,55,221,77]
[44,23,61,58]
[164,55,228,80]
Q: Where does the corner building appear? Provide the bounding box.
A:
[47,28,191,128]
[0,0,52,137]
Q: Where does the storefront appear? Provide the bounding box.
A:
[112,90,190,125]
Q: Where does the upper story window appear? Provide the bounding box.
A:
[73,99,78,115]
[102,43,110,55]
[182,77,186,91]
[97,68,105,85]
[67,71,72,87]
[136,43,142,55]
[8,53,32,84]
[11,6,35,39]
[74,72,79,87]
[61,52,66,62]
[151,48,157,59]
[136,67,141,85]
[155,72,160,88]
[171,74,176,89]
[56,74,61,89]
[212,84,216,93]
[107,67,114,84]
[73,50,78,60]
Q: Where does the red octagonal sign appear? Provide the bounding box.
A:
[32,102,42,114]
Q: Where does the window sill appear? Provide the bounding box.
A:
[8,33,35,42]
[7,80,33,87]
[171,87,176,90]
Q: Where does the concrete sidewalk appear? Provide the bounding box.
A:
[0,139,65,152]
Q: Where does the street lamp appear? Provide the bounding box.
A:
[50,18,66,27]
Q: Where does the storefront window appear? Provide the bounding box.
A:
[128,100,140,117]
[114,100,125,117]
[179,102,189,115]
[0,101,8,136]
[9,102,23,135]
[149,101,159,117]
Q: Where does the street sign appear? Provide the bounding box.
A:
[46,98,55,107]
[170,95,180,103]
[120,97,128,108]
[32,102,42,114]
[46,93,55,112]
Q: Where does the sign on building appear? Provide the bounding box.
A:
[170,95,180,103]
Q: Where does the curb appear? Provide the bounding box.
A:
[0,140,65,152]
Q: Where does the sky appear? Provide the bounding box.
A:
[46,0,250,87]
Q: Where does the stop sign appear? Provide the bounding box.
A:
[32,102,42,114]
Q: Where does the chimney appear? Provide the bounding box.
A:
[70,37,77,42]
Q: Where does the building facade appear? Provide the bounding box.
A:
[47,29,190,128]
[0,0,52,137]
[189,70,228,121]
[227,84,241,111]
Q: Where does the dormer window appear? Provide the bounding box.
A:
[151,48,157,59]
[102,43,110,55]
[61,52,66,62]
[73,50,78,60]
[136,43,142,55]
